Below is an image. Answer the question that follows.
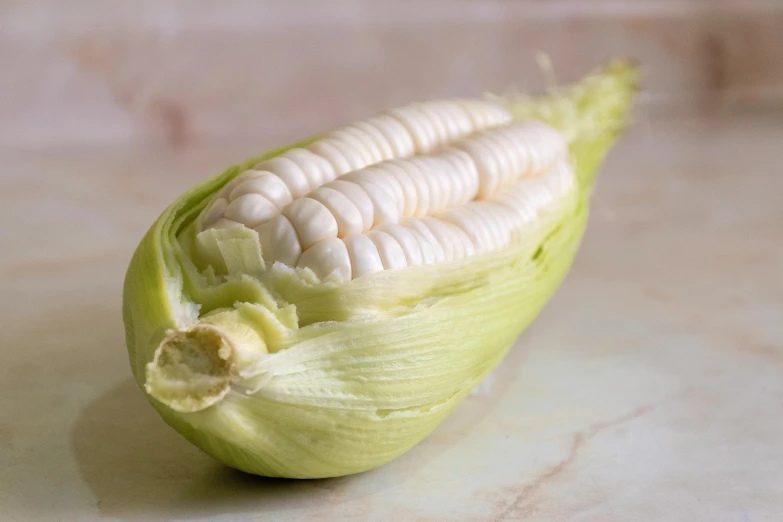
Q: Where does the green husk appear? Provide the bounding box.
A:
[123,60,638,478]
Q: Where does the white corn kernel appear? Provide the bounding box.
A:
[413,103,450,144]
[282,148,336,188]
[402,217,446,263]
[387,159,430,217]
[224,193,278,228]
[448,222,476,258]
[469,204,505,249]
[424,102,461,140]
[339,176,399,228]
[416,157,451,212]
[212,218,244,230]
[326,180,375,231]
[283,198,339,249]
[321,138,367,171]
[487,130,522,176]
[349,122,395,160]
[379,161,419,217]
[458,99,511,129]
[217,170,263,200]
[439,206,493,253]
[297,237,352,282]
[442,148,480,202]
[367,230,408,271]
[254,157,311,199]
[307,140,354,176]
[348,168,404,216]
[364,116,416,158]
[201,197,228,229]
[309,187,364,237]
[254,215,302,267]
[376,223,423,266]
[329,131,376,166]
[455,139,502,199]
[331,128,384,164]
[420,217,457,261]
[344,234,384,278]
[440,102,473,137]
[229,172,293,209]
[387,107,439,154]
[480,135,514,187]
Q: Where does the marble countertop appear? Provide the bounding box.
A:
[1,114,782,521]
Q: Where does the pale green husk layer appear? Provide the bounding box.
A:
[123,60,638,479]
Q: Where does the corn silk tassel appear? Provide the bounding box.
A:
[123,60,639,478]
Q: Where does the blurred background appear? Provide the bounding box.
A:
[2,2,783,522]
[3,1,782,150]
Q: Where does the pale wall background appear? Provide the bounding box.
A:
[2,0,783,150]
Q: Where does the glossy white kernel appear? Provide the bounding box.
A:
[254,157,310,199]
[387,107,438,154]
[441,148,480,203]
[307,140,352,175]
[344,234,384,278]
[340,177,399,228]
[254,215,302,267]
[407,227,436,264]
[228,171,293,209]
[408,157,443,214]
[469,203,505,248]
[445,102,474,137]
[494,192,537,226]
[402,217,445,263]
[283,198,339,249]
[427,102,461,141]
[217,170,263,200]
[332,128,383,164]
[212,218,244,230]
[201,197,228,229]
[376,223,423,266]
[420,217,458,261]
[283,148,336,188]
[297,237,351,283]
[365,116,416,158]
[367,230,408,270]
[389,159,430,217]
[329,130,376,166]
[439,207,492,253]
[309,187,364,237]
[326,180,375,231]
[224,193,278,228]
[455,139,502,199]
[377,168,408,215]
[425,157,455,209]
[457,100,490,129]
[323,137,368,171]
[380,161,418,217]
[414,103,449,144]
[351,121,395,160]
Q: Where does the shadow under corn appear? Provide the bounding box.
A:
[70,379,361,520]
[70,328,532,520]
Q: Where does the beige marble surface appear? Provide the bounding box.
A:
[1,113,782,521]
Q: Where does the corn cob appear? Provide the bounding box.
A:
[123,60,637,479]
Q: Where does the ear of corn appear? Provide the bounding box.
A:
[123,60,638,478]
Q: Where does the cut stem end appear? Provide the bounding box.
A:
[145,325,236,413]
